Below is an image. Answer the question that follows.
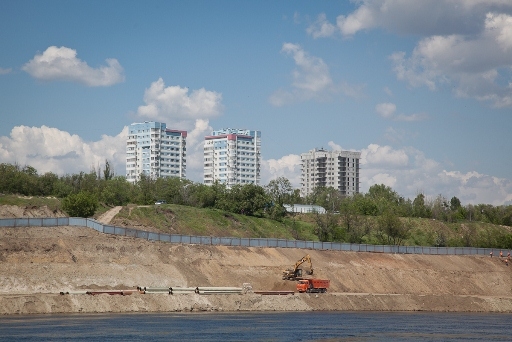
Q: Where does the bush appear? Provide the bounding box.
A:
[62,191,98,217]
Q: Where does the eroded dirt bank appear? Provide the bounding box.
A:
[1,225,512,315]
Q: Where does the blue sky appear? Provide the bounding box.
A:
[1,0,511,205]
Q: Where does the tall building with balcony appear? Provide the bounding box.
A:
[300,148,361,197]
[126,121,187,183]
[203,128,261,187]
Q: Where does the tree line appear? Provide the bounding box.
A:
[1,162,511,247]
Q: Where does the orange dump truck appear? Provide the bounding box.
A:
[296,279,330,293]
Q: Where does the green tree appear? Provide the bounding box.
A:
[100,176,131,206]
[103,159,114,180]
[314,211,340,242]
[366,184,400,215]
[412,193,428,218]
[265,177,293,220]
[339,195,371,243]
[135,174,156,204]
[62,191,98,217]
[38,172,59,196]
[377,209,410,245]
[450,196,461,211]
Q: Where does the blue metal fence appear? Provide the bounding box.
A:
[0,217,508,257]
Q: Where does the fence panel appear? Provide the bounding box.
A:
[15,218,29,227]
[69,217,88,229]
[170,235,184,244]
[1,218,510,257]
[86,219,104,233]
[40,218,57,227]
[159,234,171,243]
[136,230,148,239]
[56,217,69,226]
[125,228,137,238]
[148,233,160,241]
[294,240,306,249]
[0,218,16,227]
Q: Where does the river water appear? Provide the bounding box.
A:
[1,311,511,341]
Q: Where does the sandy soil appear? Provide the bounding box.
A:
[1,205,512,315]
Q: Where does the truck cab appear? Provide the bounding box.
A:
[296,279,329,293]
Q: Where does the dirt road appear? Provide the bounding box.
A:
[96,206,123,224]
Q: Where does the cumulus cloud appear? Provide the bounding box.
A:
[375,102,396,118]
[307,1,512,38]
[181,119,214,182]
[22,46,124,86]
[376,102,428,121]
[261,154,302,186]
[361,144,409,168]
[306,13,337,38]
[270,43,363,106]
[307,2,512,107]
[0,67,12,75]
[391,13,512,107]
[136,78,223,126]
[0,125,127,176]
[134,78,223,181]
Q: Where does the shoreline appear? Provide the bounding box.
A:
[2,292,512,315]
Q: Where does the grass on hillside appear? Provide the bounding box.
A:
[1,194,510,248]
[115,204,319,240]
[0,194,62,210]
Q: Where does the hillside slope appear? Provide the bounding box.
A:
[1,223,512,315]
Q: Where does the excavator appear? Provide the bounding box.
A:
[282,254,313,280]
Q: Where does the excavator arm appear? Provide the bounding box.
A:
[282,254,314,280]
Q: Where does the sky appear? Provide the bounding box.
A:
[1,0,512,205]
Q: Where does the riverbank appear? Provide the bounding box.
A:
[2,292,512,315]
[2,225,512,315]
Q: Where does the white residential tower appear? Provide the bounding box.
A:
[203,128,261,187]
[300,148,361,197]
[126,121,187,183]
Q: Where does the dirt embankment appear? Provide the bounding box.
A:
[1,205,512,315]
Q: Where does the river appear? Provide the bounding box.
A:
[1,311,511,341]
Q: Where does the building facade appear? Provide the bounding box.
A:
[203,128,261,187]
[300,148,361,197]
[126,122,187,183]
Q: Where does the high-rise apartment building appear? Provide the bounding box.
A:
[300,148,361,197]
[126,121,187,183]
[203,128,261,187]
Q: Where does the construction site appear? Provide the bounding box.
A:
[1,205,512,315]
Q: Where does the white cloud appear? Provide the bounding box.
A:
[22,46,124,86]
[375,102,396,118]
[361,144,409,168]
[269,43,364,106]
[181,119,214,182]
[308,2,512,107]
[136,78,223,125]
[134,78,223,182]
[281,43,332,92]
[0,67,12,75]
[327,141,342,151]
[0,125,127,176]
[307,13,337,38]
[308,1,512,38]
[391,13,512,107]
[261,154,302,186]
[377,103,428,122]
